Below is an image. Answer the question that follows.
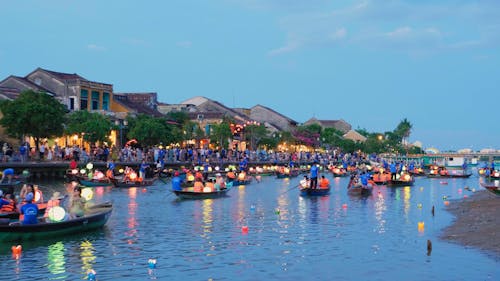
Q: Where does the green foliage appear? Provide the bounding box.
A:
[209,122,232,149]
[0,90,66,148]
[244,124,268,150]
[65,111,113,144]
[165,111,189,125]
[127,114,175,146]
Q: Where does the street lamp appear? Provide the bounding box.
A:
[115,119,128,148]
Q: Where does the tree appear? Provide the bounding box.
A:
[127,114,173,146]
[210,122,232,149]
[0,90,67,149]
[394,118,412,145]
[244,124,268,150]
[65,111,114,144]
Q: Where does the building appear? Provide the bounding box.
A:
[113,92,163,117]
[235,104,298,133]
[303,117,352,134]
[342,130,367,142]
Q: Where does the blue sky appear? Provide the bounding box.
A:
[1,0,499,151]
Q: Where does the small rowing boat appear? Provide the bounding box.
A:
[480,182,500,196]
[173,182,233,200]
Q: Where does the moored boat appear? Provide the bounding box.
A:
[0,204,113,242]
[111,177,157,188]
[173,182,233,200]
[480,182,500,196]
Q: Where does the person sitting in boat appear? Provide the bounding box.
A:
[1,168,15,183]
[0,191,16,214]
[319,175,330,189]
[172,171,183,191]
[193,177,204,193]
[300,176,309,188]
[226,169,236,182]
[44,192,61,221]
[194,170,203,181]
[0,190,12,210]
[68,186,86,218]
[20,192,38,225]
[439,168,448,176]
[123,166,134,182]
[204,179,215,192]
[33,185,44,203]
[19,184,34,203]
[215,173,226,190]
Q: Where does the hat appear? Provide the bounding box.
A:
[25,192,34,202]
[51,192,61,200]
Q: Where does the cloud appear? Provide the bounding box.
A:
[263,0,500,56]
[176,41,192,48]
[86,44,106,51]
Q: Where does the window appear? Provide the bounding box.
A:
[197,114,204,120]
[80,89,88,110]
[69,97,76,111]
[91,91,100,110]
[102,92,110,110]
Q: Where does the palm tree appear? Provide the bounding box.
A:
[395,118,412,146]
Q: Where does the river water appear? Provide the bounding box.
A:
[0,173,499,280]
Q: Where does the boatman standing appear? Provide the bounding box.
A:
[310,163,319,189]
[171,171,183,191]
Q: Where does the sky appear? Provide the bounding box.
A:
[1,0,499,152]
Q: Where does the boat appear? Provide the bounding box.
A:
[0,201,48,220]
[276,169,299,179]
[231,178,253,186]
[329,166,349,177]
[78,178,114,187]
[0,203,113,242]
[347,185,373,196]
[299,186,330,196]
[480,182,500,196]
[427,173,472,179]
[427,167,471,178]
[173,182,233,200]
[0,180,23,195]
[111,177,157,188]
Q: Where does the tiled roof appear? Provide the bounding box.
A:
[252,104,298,124]
[40,68,87,81]
[113,93,163,117]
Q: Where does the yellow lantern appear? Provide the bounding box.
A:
[418,222,425,232]
[82,188,94,201]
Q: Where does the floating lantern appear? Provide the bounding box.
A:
[479,169,484,175]
[241,226,249,233]
[440,181,448,185]
[472,188,476,192]
[275,208,280,215]
[442,196,447,200]
[458,188,462,193]
[444,201,450,206]
[417,203,422,209]
[80,169,87,175]
[71,169,78,175]
[86,163,94,170]
[142,188,147,193]
[420,187,424,191]
[495,172,499,177]
[194,166,199,171]
[418,222,425,232]
[464,195,468,198]
[11,245,22,256]
[250,205,256,212]
[87,172,93,180]
[255,175,262,182]
[48,206,66,222]
[87,269,96,281]
[148,259,157,269]
[82,188,93,201]
[342,203,348,209]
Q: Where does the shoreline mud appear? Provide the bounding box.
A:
[440,190,500,260]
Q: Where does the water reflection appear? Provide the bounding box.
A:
[403,186,411,219]
[80,240,96,275]
[374,189,387,234]
[127,188,138,245]
[47,241,66,276]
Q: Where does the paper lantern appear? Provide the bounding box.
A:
[86,163,94,170]
[208,167,213,172]
[71,169,78,175]
[187,175,195,181]
[80,169,87,175]
[129,172,137,180]
[418,222,425,232]
[48,206,66,222]
[241,226,249,233]
[203,187,211,193]
[82,188,93,201]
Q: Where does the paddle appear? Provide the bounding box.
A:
[279,184,300,196]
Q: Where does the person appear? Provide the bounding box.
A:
[300,175,309,188]
[1,168,15,183]
[107,159,115,178]
[0,191,15,213]
[33,185,44,203]
[310,163,318,189]
[44,191,61,221]
[319,175,330,189]
[68,186,86,218]
[19,184,34,202]
[171,171,183,191]
[226,169,236,182]
[205,178,215,192]
[193,177,204,192]
[69,158,78,170]
[139,160,149,180]
[215,173,226,190]
[390,162,397,181]
[20,192,38,225]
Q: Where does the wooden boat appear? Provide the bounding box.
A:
[330,167,348,177]
[0,201,48,220]
[299,186,330,196]
[0,204,113,242]
[231,177,253,186]
[386,179,415,187]
[78,178,114,187]
[347,185,373,196]
[427,173,472,179]
[173,182,233,200]
[0,180,23,195]
[276,169,299,179]
[480,182,500,196]
[111,177,157,188]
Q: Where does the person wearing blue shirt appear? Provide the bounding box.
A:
[1,168,14,183]
[20,192,38,225]
[139,160,149,180]
[360,173,370,187]
[171,172,183,191]
[390,162,397,181]
[310,164,319,189]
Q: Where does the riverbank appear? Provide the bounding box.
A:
[440,190,500,260]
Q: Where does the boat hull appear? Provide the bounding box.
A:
[173,189,230,200]
[347,187,373,196]
[299,188,330,197]
[480,183,500,196]
[0,207,112,242]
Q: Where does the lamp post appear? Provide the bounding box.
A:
[115,119,128,148]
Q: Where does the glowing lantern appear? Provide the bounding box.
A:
[444,201,450,206]
[225,168,229,172]
[284,168,290,174]
[403,174,411,181]
[80,169,87,175]
[194,166,199,171]
[238,173,245,180]
[458,188,462,193]
[479,169,485,175]
[495,172,500,177]
[187,175,195,181]
[395,174,401,180]
[418,222,425,232]
[366,165,372,170]
[241,226,249,234]
[208,167,213,172]
[333,168,340,173]
[48,206,66,222]
[203,187,211,193]
[86,163,94,170]
[82,188,94,201]
[129,172,137,180]
[87,172,93,180]
[95,171,104,179]
[119,168,124,174]
[215,166,220,171]
[342,203,348,209]
[148,259,157,269]
[11,245,22,255]
[417,203,422,209]
[249,167,255,172]
[71,169,78,175]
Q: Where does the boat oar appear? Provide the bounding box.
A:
[279,184,300,196]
